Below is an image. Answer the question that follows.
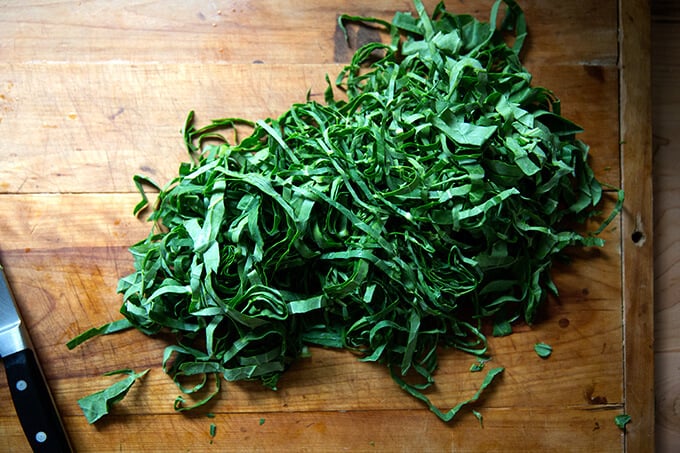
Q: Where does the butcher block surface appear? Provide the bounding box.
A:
[0,1,653,452]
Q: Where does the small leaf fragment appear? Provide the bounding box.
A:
[66,318,134,350]
[77,369,149,424]
[492,320,513,337]
[470,362,485,373]
[534,343,553,359]
[472,409,484,428]
[614,414,631,430]
[470,357,490,373]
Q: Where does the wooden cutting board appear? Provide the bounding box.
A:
[0,1,653,451]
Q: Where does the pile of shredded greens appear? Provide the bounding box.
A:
[69,0,622,424]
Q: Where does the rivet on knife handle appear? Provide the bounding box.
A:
[0,265,72,452]
[4,349,72,452]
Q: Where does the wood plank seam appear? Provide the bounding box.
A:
[619,0,655,451]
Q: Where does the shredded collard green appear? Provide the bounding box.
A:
[69,0,622,423]
[534,342,553,359]
[77,369,149,424]
[614,414,631,430]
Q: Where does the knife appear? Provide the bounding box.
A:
[0,264,72,452]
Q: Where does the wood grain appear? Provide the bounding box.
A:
[620,0,655,451]
[651,0,680,450]
[0,1,653,451]
[0,61,619,195]
[0,0,617,66]
[0,195,624,411]
[0,409,624,453]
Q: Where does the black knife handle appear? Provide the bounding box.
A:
[4,349,72,453]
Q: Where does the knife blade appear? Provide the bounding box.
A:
[0,264,72,452]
